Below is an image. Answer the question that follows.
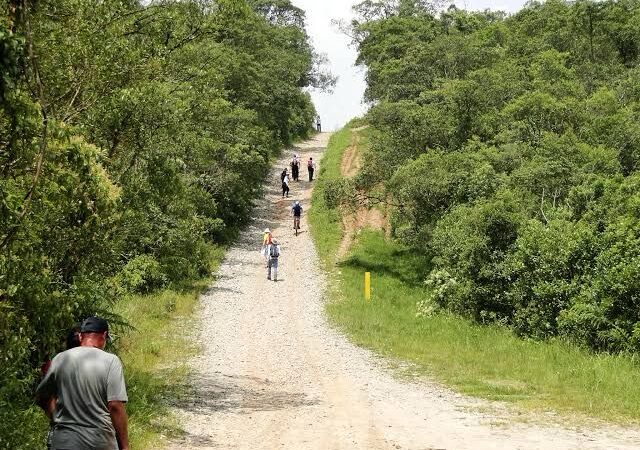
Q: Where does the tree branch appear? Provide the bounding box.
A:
[349,190,405,209]
[540,188,549,225]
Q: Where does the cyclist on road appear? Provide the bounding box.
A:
[291,201,303,235]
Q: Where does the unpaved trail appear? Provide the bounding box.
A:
[166,133,640,450]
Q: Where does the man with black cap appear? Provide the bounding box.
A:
[36,317,129,450]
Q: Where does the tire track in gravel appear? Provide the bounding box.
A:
[165,133,640,450]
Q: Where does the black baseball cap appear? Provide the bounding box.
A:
[80,316,109,334]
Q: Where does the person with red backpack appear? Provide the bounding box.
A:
[307,157,316,181]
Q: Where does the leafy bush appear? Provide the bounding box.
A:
[116,256,167,294]
[416,270,454,318]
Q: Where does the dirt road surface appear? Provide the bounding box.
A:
[167,133,640,450]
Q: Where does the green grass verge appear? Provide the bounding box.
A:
[113,248,224,449]
[309,126,351,270]
[311,124,640,425]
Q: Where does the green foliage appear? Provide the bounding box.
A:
[347,0,640,354]
[309,126,355,268]
[311,122,640,421]
[323,230,640,423]
[1,1,328,447]
[115,256,167,295]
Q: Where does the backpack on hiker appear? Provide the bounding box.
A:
[292,204,302,216]
[307,159,313,168]
[269,244,280,259]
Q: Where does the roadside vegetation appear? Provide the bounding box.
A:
[338,0,640,355]
[0,1,331,448]
[312,120,640,423]
[114,277,221,448]
[5,280,218,450]
[309,128,351,268]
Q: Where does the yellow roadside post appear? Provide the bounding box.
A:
[364,272,371,301]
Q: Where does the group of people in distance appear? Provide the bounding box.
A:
[264,152,311,281]
[261,200,303,282]
[35,316,129,450]
[281,154,316,198]
[32,148,321,447]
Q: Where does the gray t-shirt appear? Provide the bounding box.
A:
[36,346,128,450]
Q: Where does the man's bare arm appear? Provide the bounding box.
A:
[45,396,56,420]
[35,393,56,419]
[108,401,129,450]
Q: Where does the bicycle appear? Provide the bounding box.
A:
[293,216,300,236]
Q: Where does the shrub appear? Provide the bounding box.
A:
[416,269,455,317]
[116,256,167,294]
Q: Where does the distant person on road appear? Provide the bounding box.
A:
[261,228,272,267]
[307,157,316,182]
[291,200,303,235]
[290,154,300,182]
[36,316,129,450]
[282,172,290,198]
[267,238,281,281]
[315,116,322,132]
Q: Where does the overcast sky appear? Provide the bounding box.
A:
[291,0,529,131]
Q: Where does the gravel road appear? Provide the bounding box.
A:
[166,133,640,450]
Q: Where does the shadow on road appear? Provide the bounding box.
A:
[171,374,319,415]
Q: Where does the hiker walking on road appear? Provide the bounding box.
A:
[307,157,316,182]
[291,154,300,182]
[36,317,129,450]
[261,228,272,267]
[267,238,281,281]
[282,172,290,198]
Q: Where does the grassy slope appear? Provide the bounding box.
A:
[310,123,640,424]
[308,127,351,269]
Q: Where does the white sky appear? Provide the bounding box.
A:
[291,0,529,131]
